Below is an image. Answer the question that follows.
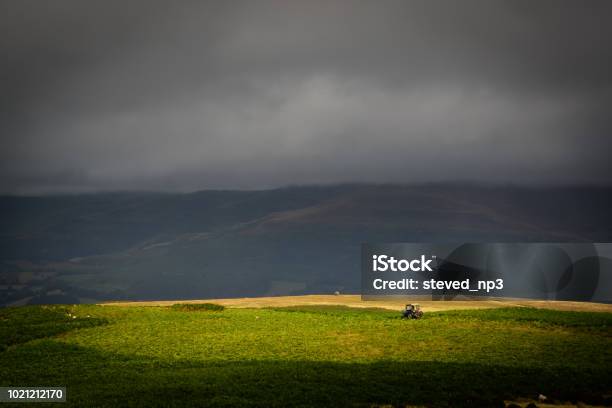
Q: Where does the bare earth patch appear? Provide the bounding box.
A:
[102,294,612,313]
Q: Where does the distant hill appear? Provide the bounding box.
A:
[1,184,611,305]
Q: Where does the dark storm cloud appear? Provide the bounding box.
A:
[1,0,611,193]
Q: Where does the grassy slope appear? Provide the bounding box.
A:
[107,294,612,313]
[0,305,611,407]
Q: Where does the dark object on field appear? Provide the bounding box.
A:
[402,304,423,319]
[525,403,538,408]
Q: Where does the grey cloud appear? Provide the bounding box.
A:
[1,0,611,193]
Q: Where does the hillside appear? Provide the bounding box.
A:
[1,302,611,407]
[106,294,612,313]
[2,184,612,305]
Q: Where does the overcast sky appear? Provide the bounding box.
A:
[1,0,611,193]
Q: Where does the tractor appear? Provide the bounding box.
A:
[402,304,423,319]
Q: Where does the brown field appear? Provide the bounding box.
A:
[103,294,612,313]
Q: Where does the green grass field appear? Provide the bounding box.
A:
[1,304,611,407]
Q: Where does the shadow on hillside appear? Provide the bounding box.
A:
[1,340,610,407]
[0,306,108,351]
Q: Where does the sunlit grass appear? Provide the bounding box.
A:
[0,304,610,407]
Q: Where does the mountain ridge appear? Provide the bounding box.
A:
[1,184,611,305]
